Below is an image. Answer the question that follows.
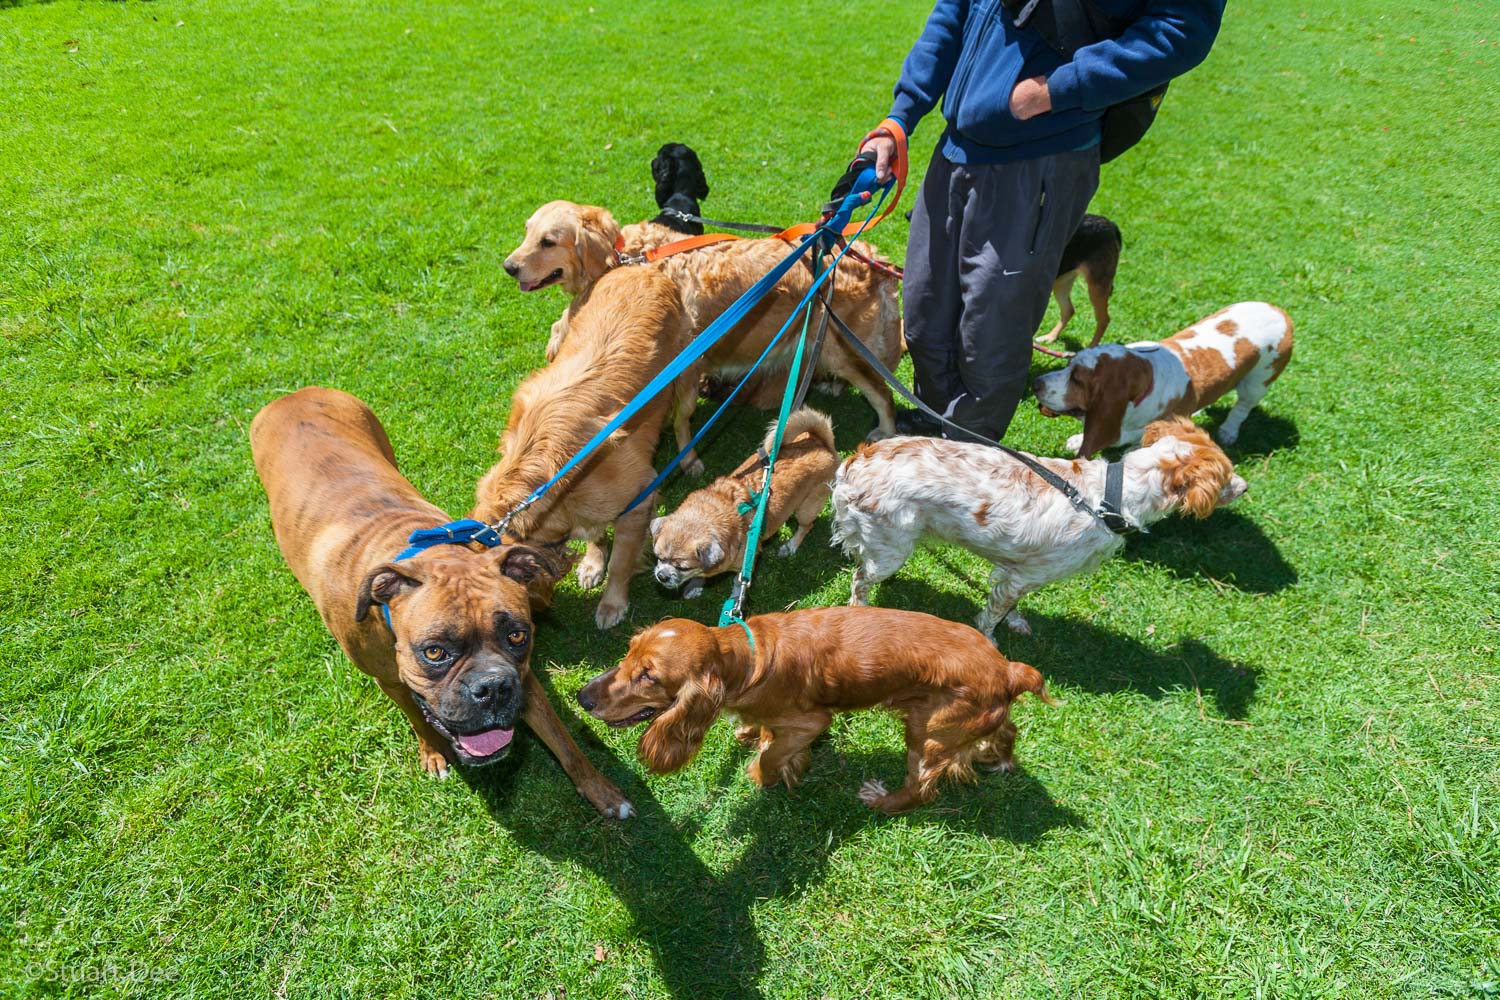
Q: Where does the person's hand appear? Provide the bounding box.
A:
[858,132,899,184]
[1010,76,1052,120]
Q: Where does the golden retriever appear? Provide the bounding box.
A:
[503,200,904,439]
[472,264,701,629]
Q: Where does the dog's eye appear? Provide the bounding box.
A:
[506,628,529,648]
[636,671,656,686]
[539,237,555,249]
[1069,370,1083,385]
[421,645,450,664]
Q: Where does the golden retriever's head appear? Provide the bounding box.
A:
[575,619,725,774]
[502,200,619,296]
[1141,417,1248,518]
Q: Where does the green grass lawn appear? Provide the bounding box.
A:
[2,0,1497,996]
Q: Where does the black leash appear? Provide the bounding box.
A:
[822,306,1138,534]
[660,208,786,235]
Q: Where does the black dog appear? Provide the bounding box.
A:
[1042,213,1122,346]
[649,143,710,235]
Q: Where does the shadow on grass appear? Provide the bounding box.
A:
[879,578,1259,719]
[463,666,1079,1000]
[1217,408,1300,458]
[1122,506,1297,595]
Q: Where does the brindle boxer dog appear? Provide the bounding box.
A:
[251,386,633,819]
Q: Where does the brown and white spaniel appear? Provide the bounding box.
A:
[832,417,1248,638]
[1032,301,1293,457]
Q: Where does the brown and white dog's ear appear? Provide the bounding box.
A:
[355,563,423,622]
[574,206,620,283]
[1078,354,1153,458]
[1077,398,1126,459]
[637,672,724,774]
[1160,437,1237,520]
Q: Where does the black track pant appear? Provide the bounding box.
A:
[904,144,1100,440]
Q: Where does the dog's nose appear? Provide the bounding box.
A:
[469,673,516,709]
[503,260,520,278]
[1031,377,1045,395]
[576,690,596,712]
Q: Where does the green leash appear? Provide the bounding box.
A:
[718,253,827,649]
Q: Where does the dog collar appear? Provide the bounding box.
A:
[378,519,506,631]
[1097,460,1138,535]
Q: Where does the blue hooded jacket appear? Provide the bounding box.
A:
[889,0,1226,163]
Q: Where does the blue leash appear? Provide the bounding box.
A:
[619,308,806,516]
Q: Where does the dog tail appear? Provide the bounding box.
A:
[1007,660,1056,706]
[767,407,836,455]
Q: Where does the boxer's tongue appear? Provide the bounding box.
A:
[456,727,513,757]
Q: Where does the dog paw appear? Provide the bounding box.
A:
[1065,432,1084,455]
[734,724,765,748]
[682,578,704,600]
[858,779,888,806]
[776,539,798,558]
[1216,426,1240,446]
[595,598,628,630]
[1005,611,1033,636]
[865,426,893,443]
[681,452,706,478]
[576,553,606,591]
[419,744,452,779]
[814,379,844,396]
[597,793,635,821]
[746,756,773,787]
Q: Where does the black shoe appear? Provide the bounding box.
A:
[894,409,943,437]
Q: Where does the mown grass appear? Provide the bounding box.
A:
[1,0,1496,997]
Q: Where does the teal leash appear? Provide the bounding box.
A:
[718,251,826,641]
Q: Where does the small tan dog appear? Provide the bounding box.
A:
[503,200,904,439]
[473,265,702,629]
[250,387,633,818]
[651,409,839,599]
[576,608,1051,814]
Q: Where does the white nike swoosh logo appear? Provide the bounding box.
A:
[1002,268,1023,276]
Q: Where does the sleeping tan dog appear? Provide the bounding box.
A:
[651,408,840,600]
[472,264,701,629]
[251,387,633,818]
[503,200,904,439]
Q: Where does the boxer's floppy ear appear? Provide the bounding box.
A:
[497,544,567,585]
[355,563,422,622]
